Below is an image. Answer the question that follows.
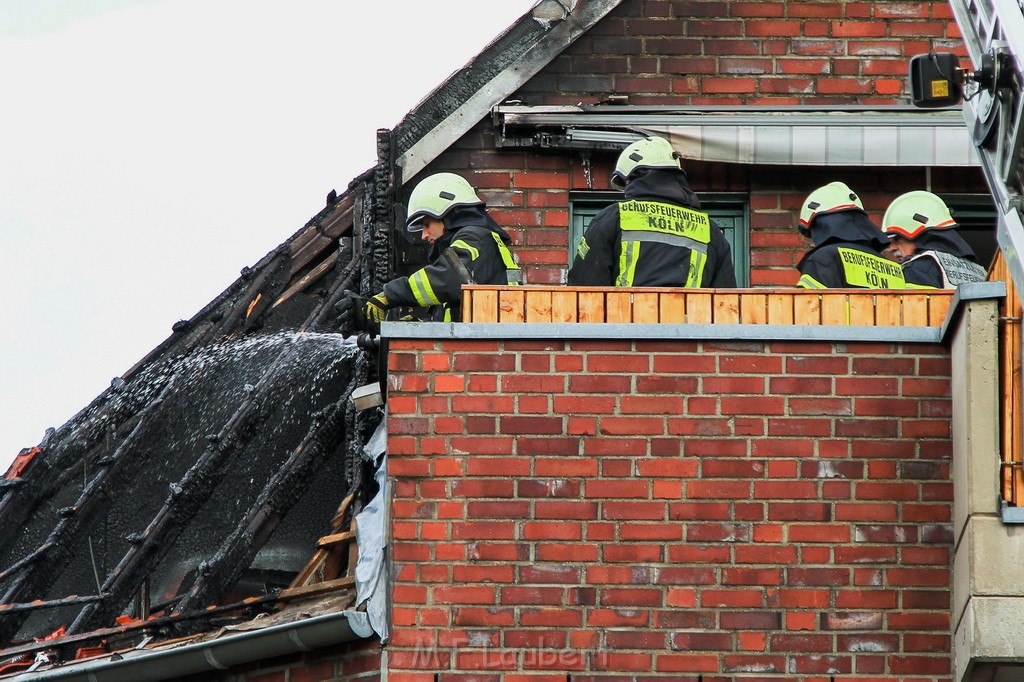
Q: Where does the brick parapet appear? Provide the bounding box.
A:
[386,338,954,680]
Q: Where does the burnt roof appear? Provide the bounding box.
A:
[0,176,381,657]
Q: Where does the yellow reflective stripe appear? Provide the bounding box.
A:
[618,200,712,242]
[489,232,519,271]
[686,250,706,287]
[450,239,480,261]
[798,273,827,289]
[617,241,640,286]
[904,282,939,290]
[409,269,441,306]
[443,306,453,322]
[576,236,590,259]
[836,248,906,288]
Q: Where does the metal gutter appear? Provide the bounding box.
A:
[6,611,373,682]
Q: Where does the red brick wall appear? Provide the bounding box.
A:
[386,338,954,681]
[513,0,966,107]
[412,0,985,288]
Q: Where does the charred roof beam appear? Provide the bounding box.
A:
[169,373,360,618]
[64,254,364,636]
[0,376,183,644]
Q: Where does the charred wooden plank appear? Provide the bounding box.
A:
[277,576,355,602]
[0,375,182,643]
[64,267,363,636]
[168,377,356,616]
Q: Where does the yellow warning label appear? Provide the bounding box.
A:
[930,80,950,98]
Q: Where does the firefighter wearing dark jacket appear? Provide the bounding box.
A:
[367,172,520,323]
[567,136,736,288]
[882,190,986,289]
[796,181,906,290]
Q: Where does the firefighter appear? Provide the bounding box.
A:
[796,181,906,289]
[337,172,520,330]
[567,135,736,288]
[882,190,986,289]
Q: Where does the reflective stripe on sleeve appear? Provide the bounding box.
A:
[489,232,522,285]
[409,269,442,306]
[450,239,480,261]
[797,273,827,289]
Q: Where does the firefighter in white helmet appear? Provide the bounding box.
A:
[882,191,986,288]
[796,181,905,289]
[337,172,520,329]
[567,135,736,288]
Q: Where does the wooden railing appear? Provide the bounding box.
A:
[990,253,1024,508]
[462,285,953,327]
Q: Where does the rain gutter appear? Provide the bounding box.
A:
[6,611,374,682]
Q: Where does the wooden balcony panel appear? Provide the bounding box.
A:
[875,293,902,326]
[766,293,792,325]
[659,292,686,324]
[607,291,632,323]
[687,292,713,324]
[552,290,578,323]
[498,289,525,323]
[714,293,740,324]
[525,289,552,323]
[793,292,821,326]
[463,286,956,328]
[741,293,768,325]
[578,291,605,323]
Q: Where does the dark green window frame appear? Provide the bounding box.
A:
[942,193,998,269]
[569,192,750,287]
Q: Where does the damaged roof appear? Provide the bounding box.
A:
[0,181,381,672]
[0,0,618,676]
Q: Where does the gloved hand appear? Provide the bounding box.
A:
[364,293,390,324]
[334,290,366,335]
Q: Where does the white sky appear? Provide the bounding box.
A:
[0,0,537,469]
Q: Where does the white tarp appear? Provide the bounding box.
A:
[355,418,389,641]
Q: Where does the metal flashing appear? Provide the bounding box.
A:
[937,280,1007,342]
[382,321,943,344]
[1002,500,1024,524]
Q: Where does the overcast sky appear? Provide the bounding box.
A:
[0,0,537,469]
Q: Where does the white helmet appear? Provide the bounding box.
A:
[611,136,683,188]
[882,191,956,240]
[799,181,864,234]
[406,172,483,232]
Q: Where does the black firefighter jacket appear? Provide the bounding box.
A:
[796,211,905,289]
[383,205,520,321]
[567,169,737,288]
[900,228,986,289]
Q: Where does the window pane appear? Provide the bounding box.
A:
[569,195,749,287]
